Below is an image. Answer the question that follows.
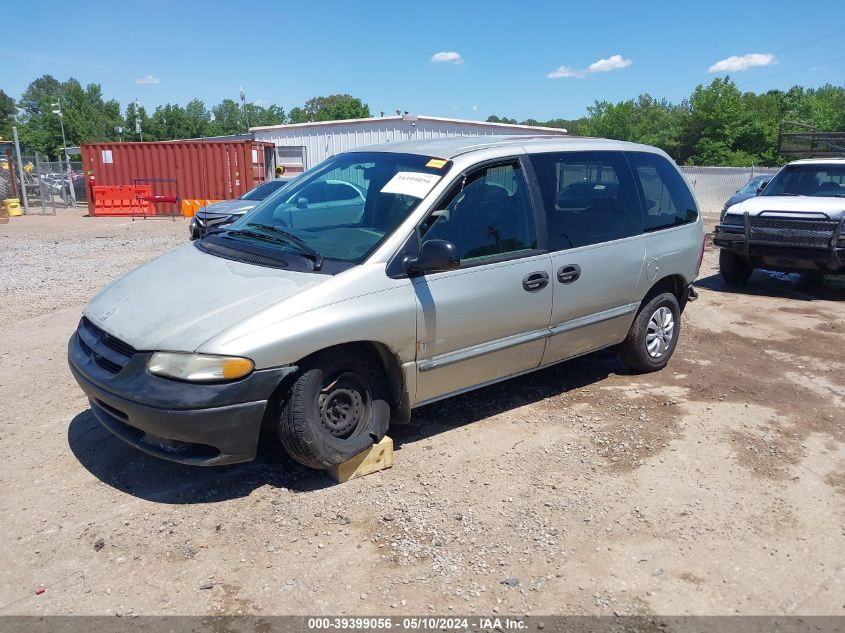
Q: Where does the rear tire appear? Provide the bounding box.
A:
[719,249,753,286]
[619,292,681,373]
[278,347,390,469]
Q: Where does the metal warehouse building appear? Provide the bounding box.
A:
[250,115,568,174]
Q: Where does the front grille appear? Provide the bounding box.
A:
[79,337,124,373]
[748,216,838,249]
[77,318,136,374]
[83,317,136,357]
[203,215,235,227]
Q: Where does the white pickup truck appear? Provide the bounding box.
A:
[713,158,845,285]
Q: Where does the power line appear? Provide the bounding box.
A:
[735,55,845,88]
[652,28,845,96]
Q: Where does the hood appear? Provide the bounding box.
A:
[724,192,754,209]
[728,195,845,218]
[196,199,257,217]
[83,243,325,352]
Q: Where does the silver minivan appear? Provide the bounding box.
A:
[68,136,704,470]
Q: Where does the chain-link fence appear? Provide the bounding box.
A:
[0,155,87,215]
[679,166,780,217]
[2,156,781,219]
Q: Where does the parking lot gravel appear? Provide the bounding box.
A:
[0,210,843,617]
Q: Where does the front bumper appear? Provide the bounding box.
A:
[68,323,296,466]
[714,212,845,272]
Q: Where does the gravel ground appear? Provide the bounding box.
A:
[0,211,185,323]
[0,210,843,617]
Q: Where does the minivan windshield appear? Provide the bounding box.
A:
[762,164,845,197]
[222,152,452,265]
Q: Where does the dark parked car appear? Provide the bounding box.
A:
[720,175,769,218]
[189,178,294,239]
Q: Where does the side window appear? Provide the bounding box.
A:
[421,160,537,264]
[627,152,698,232]
[529,151,641,250]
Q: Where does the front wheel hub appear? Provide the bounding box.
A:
[318,372,369,439]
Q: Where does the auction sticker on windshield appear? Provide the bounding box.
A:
[381,172,441,198]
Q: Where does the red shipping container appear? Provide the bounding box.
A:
[81,140,276,216]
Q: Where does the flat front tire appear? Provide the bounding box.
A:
[618,292,681,373]
[278,348,390,469]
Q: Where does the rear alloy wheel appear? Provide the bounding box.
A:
[278,348,390,469]
[619,292,681,373]
[719,249,753,286]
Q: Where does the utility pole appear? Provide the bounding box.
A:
[134,99,143,141]
[51,99,75,205]
[12,126,29,214]
[240,87,249,132]
[50,99,68,160]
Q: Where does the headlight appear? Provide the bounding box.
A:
[147,352,254,382]
[722,213,743,225]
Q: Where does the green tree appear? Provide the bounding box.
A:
[211,99,244,135]
[17,74,63,155]
[0,90,16,140]
[148,103,192,140]
[287,106,307,124]
[17,75,124,155]
[301,94,370,122]
[486,115,518,124]
[243,103,285,128]
[580,99,637,140]
[184,99,212,138]
[805,84,845,130]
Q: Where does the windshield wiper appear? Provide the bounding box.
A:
[244,223,324,271]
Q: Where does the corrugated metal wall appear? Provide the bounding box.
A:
[253,118,566,171]
[81,140,275,213]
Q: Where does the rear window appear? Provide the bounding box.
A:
[626,152,698,232]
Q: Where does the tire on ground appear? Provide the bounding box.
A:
[618,291,681,373]
[277,346,391,469]
[719,249,753,286]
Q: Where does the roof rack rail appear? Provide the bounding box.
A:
[778,121,845,158]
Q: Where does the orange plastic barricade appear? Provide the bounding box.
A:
[180,199,223,217]
[91,185,152,216]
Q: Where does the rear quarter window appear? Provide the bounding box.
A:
[626,152,698,232]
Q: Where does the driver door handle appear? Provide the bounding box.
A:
[522,271,549,292]
[557,264,581,284]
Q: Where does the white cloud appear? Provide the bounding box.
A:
[548,54,632,79]
[547,65,583,79]
[431,51,463,64]
[135,75,160,85]
[708,53,776,73]
[587,54,633,73]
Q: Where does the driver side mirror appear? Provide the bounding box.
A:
[296,197,310,209]
[756,181,768,195]
[406,239,460,274]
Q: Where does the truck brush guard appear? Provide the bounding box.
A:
[715,210,845,271]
